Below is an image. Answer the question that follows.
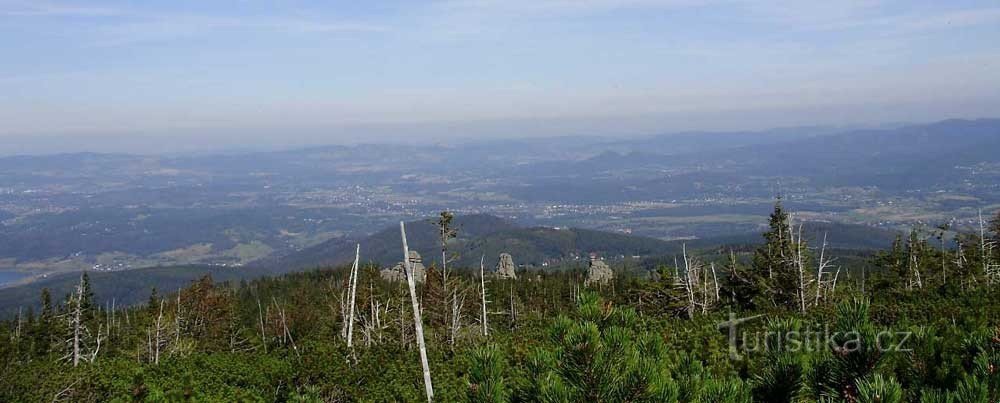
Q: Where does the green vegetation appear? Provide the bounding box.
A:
[1,205,999,402]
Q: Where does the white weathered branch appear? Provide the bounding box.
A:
[401,222,434,403]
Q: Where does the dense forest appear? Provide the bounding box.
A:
[1,203,999,402]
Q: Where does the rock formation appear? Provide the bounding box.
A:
[585,256,614,286]
[380,250,426,283]
[495,253,517,279]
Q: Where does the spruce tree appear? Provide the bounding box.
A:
[80,272,95,322]
[752,199,799,309]
[146,287,159,321]
[421,265,447,328]
[33,288,53,357]
[872,234,906,291]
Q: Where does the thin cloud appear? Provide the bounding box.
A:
[0,0,120,17]
[85,15,389,47]
[436,0,711,14]
[891,8,1000,33]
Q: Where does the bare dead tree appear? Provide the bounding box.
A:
[831,265,842,297]
[358,283,390,347]
[273,298,299,357]
[347,244,360,349]
[401,221,434,403]
[339,284,350,341]
[908,233,924,290]
[89,324,103,363]
[702,259,709,315]
[110,298,116,333]
[398,292,409,349]
[256,296,267,354]
[507,282,520,329]
[981,209,999,286]
[861,266,867,297]
[228,307,253,354]
[61,274,90,367]
[939,225,948,286]
[437,212,457,335]
[679,244,701,319]
[814,232,838,306]
[174,289,183,349]
[954,238,973,291]
[787,218,810,314]
[479,255,488,337]
[153,300,165,365]
[13,307,22,344]
[710,262,720,301]
[449,288,467,349]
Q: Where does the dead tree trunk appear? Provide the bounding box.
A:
[154,300,164,365]
[256,297,267,354]
[711,262,720,302]
[791,222,807,314]
[480,255,488,337]
[14,307,22,344]
[273,298,299,357]
[68,275,85,367]
[401,222,434,403]
[815,232,836,306]
[347,244,360,349]
[980,210,998,286]
[682,244,696,319]
[449,289,465,349]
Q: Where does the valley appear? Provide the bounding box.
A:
[0,119,998,284]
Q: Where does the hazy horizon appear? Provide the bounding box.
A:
[3,0,1000,154]
[0,115,967,157]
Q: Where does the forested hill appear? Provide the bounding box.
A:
[267,217,689,270]
[267,214,901,270]
[0,265,262,319]
[262,214,518,270]
[0,214,900,318]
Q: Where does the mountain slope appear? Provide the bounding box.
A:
[270,214,901,270]
[0,214,902,317]
[264,214,517,270]
[721,118,1000,188]
[0,265,267,318]
[269,214,693,270]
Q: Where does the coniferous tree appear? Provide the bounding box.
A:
[422,265,447,328]
[146,288,159,320]
[435,211,459,343]
[752,199,800,309]
[79,272,96,322]
[873,234,907,291]
[33,288,53,357]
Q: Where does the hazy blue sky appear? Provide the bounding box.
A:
[2,0,1000,153]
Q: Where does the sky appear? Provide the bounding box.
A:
[1,0,1000,154]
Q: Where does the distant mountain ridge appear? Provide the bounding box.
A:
[723,118,1000,188]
